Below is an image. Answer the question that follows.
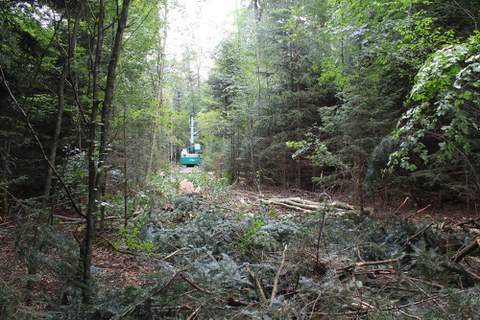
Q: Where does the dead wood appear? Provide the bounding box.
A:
[97,235,138,256]
[338,258,399,273]
[226,295,251,307]
[53,214,82,222]
[186,306,201,320]
[179,272,213,294]
[270,244,288,306]
[111,272,179,320]
[406,223,434,243]
[162,247,188,261]
[403,204,431,222]
[283,199,319,210]
[330,201,354,211]
[393,197,410,216]
[246,263,267,302]
[260,197,354,213]
[260,198,313,213]
[452,237,480,263]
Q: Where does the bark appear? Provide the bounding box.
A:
[146,7,168,180]
[123,104,128,228]
[83,0,105,304]
[42,3,83,222]
[28,3,84,294]
[452,237,480,263]
[260,196,354,213]
[1,180,8,220]
[96,0,131,223]
[82,0,131,303]
[270,244,287,306]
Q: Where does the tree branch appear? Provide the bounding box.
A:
[0,65,85,219]
[270,244,287,306]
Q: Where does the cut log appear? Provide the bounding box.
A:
[260,198,313,213]
[331,201,354,211]
[260,196,354,213]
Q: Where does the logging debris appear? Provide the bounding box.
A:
[260,196,354,213]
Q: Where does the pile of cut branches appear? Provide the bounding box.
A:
[97,188,480,320]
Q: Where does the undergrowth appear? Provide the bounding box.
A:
[3,167,480,319]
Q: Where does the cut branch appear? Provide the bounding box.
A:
[179,272,212,294]
[270,244,288,306]
[246,263,267,302]
[452,237,480,263]
[338,258,399,273]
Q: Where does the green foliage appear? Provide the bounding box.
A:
[119,219,155,254]
[142,192,480,319]
[391,33,480,170]
[237,214,266,253]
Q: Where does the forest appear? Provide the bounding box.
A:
[0,0,479,319]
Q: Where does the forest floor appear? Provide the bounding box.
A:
[1,169,480,319]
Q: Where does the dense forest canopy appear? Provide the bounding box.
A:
[0,0,479,318]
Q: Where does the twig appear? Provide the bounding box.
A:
[246,263,267,302]
[351,297,375,310]
[226,295,251,307]
[452,237,480,263]
[405,223,434,244]
[392,196,409,215]
[407,277,452,319]
[53,214,83,222]
[404,204,431,222]
[0,185,30,217]
[338,258,399,272]
[186,306,201,320]
[111,271,178,320]
[163,247,188,261]
[464,267,480,281]
[382,290,466,311]
[179,272,212,294]
[398,310,423,320]
[315,211,328,273]
[308,293,323,319]
[270,244,288,306]
[97,234,138,256]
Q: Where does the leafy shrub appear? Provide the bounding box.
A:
[119,218,155,253]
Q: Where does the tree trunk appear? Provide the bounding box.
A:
[82,0,105,304]
[82,0,131,304]
[29,3,83,293]
[147,7,168,179]
[42,3,82,220]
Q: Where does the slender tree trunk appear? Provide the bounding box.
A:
[296,81,301,188]
[97,0,131,200]
[1,180,7,219]
[146,6,168,178]
[123,103,128,228]
[147,34,166,171]
[83,0,105,304]
[29,3,83,293]
[83,1,131,303]
[355,155,366,214]
[42,1,82,217]
[41,63,66,219]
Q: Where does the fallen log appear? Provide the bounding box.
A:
[260,198,313,213]
[260,197,354,213]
